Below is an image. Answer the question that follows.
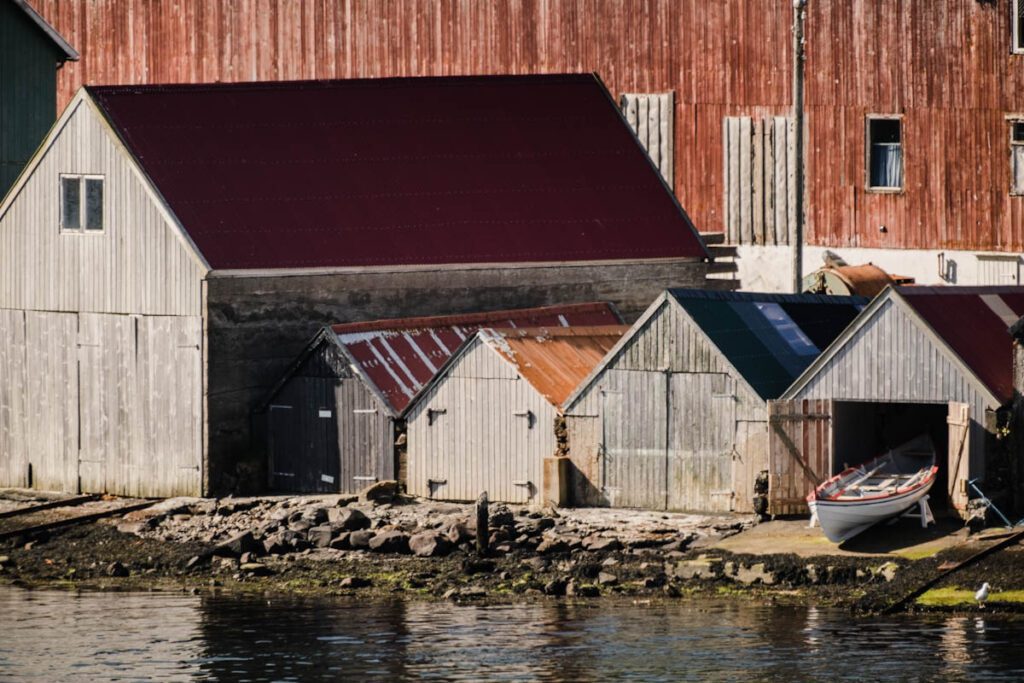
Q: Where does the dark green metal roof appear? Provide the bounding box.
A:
[668,289,867,400]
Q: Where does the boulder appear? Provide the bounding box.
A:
[307,525,336,548]
[106,561,129,577]
[582,535,622,553]
[597,572,618,586]
[348,530,375,549]
[358,480,399,503]
[301,506,329,525]
[566,580,599,597]
[339,576,371,589]
[262,532,292,555]
[368,530,410,554]
[327,507,371,531]
[213,531,261,558]
[489,505,514,528]
[443,522,470,545]
[240,562,274,577]
[408,531,453,557]
[543,578,568,596]
[288,520,313,533]
[329,533,351,550]
[536,537,569,555]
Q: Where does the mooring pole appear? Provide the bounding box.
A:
[475,491,490,556]
[792,0,807,293]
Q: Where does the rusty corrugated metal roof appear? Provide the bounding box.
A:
[899,286,1024,405]
[483,326,628,407]
[335,303,622,415]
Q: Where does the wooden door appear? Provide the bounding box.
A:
[767,399,832,515]
[77,314,133,494]
[947,402,970,514]
[667,373,735,512]
[268,378,338,493]
[600,370,667,509]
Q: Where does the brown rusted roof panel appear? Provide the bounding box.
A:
[332,303,622,415]
[486,325,629,407]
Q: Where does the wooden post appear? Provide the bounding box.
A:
[475,491,489,556]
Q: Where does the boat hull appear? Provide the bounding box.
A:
[809,476,936,543]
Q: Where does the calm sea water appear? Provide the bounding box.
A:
[0,586,1021,682]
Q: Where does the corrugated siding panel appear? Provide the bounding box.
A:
[407,341,555,504]
[0,100,204,316]
[0,1,60,199]
[790,298,993,482]
[566,300,768,512]
[38,0,794,246]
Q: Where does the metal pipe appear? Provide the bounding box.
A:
[792,0,807,293]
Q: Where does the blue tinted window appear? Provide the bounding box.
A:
[755,303,819,356]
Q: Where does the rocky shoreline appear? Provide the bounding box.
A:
[2,488,1022,614]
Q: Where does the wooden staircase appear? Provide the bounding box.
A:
[700,232,740,290]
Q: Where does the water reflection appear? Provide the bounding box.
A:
[1,587,1024,681]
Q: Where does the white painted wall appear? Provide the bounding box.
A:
[731,244,1023,293]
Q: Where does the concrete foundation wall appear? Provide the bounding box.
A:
[205,258,707,493]
[732,245,1023,293]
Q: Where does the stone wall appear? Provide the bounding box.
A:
[205,259,710,493]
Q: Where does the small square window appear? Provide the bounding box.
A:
[60,175,104,232]
[1012,122,1024,196]
[867,118,903,190]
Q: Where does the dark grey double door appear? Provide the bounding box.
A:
[268,376,393,493]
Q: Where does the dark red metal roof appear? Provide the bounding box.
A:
[899,286,1024,405]
[86,75,707,270]
[331,302,622,414]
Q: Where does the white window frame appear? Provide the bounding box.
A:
[1014,0,1024,54]
[1012,119,1024,196]
[865,114,904,193]
[59,174,105,233]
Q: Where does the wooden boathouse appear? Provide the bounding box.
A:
[562,289,865,514]
[776,286,1024,517]
[406,326,627,505]
[257,304,621,494]
[0,74,712,497]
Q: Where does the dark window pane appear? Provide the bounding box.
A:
[1013,122,1024,143]
[61,177,80,230]
[85,178,103,230]
[870,118,901,144]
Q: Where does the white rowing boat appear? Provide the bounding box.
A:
[808,434,938,543]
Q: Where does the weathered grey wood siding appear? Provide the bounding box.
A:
[406,341,556,504]
[0,96,206,497]
[0,310,202,496]
[786,297,995,486]
[566,299,767,513]
[620,92,674,185]
[335,377,394,492]
[723,116,797,246]
[0,97,205,316]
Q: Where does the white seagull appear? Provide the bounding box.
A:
[975,582,990,609]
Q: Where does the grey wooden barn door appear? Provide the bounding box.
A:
[667,373,736,512]
[600,370,667,509]
[77,314,133,494]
